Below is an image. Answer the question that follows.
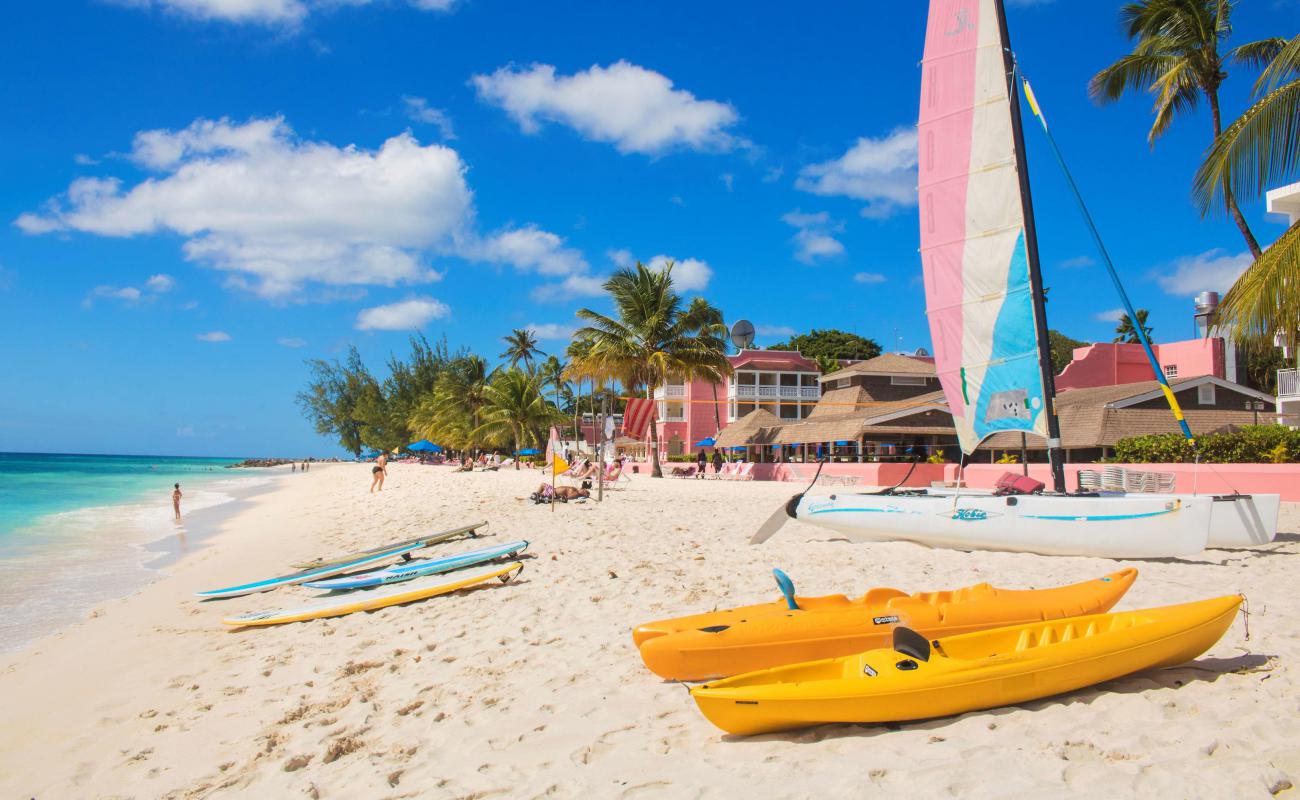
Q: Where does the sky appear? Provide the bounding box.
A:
[1,0,1296,458]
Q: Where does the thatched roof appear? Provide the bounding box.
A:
[821,353,936,383]
[714,408,783,448]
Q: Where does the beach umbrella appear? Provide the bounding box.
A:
[407,439,440,452]
[834,441,853,446]
[516,448,541,455]
[694,437,716,447]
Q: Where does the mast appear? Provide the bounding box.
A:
[993,0,1067,494]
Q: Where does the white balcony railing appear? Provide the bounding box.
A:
[800,387,820,399]
[653,385,686,399]
[1279,368,1299,399]
[731,384,819,401]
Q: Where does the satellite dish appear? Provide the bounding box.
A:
[731,319,756,350]
[914,347,930,357]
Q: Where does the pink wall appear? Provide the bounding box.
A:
[1056,339,1225,391]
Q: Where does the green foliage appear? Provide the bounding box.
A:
[769,329,881,362]
[295,345,376,457]
[500,328,545,372]
[1048,329,1089,375]
[926,450,948,464]
[471,368,565,469]
[408,355,495,452]
[1113,309,1153,344]
[1113,425,1300,463]
[1238,336,1292,395]
[995,452,1020,464]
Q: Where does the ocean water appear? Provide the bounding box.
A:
[0,453,275,653]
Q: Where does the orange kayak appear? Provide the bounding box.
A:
[634,568,1137,681]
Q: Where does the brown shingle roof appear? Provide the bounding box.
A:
[983,408,1282,450]
[772,393,954,444]
[714,408,783,448]
[821,353,936,382]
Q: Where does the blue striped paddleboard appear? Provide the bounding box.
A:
[197,541,431,600]
[303,540,529,591]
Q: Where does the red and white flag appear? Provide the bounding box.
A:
[622,397,656,439]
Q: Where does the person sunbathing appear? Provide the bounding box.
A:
[531,483,590,502]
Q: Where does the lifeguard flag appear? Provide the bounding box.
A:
[622,397,656,439]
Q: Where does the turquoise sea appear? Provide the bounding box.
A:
[0,452,275,653]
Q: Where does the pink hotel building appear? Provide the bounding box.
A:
[650,349,821,457]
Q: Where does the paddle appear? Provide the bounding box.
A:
[748,460,827,545]
[773,568,799,610]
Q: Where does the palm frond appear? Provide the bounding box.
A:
[1212,221,1300,354]
[1192,76,1300,212]
[1231,37,1288,71]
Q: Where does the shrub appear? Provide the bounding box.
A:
[995,453,1020,464]
[1113,425,1300,463]
[926,449,948,464]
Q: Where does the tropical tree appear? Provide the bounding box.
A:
[1193,35,1300,361]
[769,328,881,361]
[682,297,734,436]
[1090,0,1268,258]
[1048,330,1090,374]
[574,261,731,478]
[539,354,567,413]
[471,368,563,469]
[500,328,545,372]
[408,355,495,453]
[1114,309,1154,343]
[296,345,376,457]
[563,336,594,449]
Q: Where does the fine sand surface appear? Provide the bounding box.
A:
[1,463,1297,799]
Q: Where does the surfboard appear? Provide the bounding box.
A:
[288,521,487,571]
[197,541,431,599]
[303,540,529,591]
[222,561,524,627]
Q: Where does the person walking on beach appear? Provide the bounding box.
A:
[370,452,388,493]
[172,483,183,520]
[696,449,707,479]
[712,450,723,475]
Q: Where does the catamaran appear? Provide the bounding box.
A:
[757,0,1278,559]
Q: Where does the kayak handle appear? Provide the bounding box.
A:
[773,568,799,610]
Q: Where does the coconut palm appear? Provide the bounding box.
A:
[500,328,545,372]
[471,368,563,469]
[1113,309,1154,344]
[408,355,494,452]
[1090,0,1266,258]
[574,261,731,478]
[539,354,567,411]
[681,297,733,437]
[1193,36,1300,359]
[564,336,595,451]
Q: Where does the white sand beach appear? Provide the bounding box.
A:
[1,463,1296,799]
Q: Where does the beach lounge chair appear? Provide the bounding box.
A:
[711,462,737,480]
[734,462,754,481]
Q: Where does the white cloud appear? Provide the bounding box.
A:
[762,166,784,184]
[720,173,734,192]
[606,248,633,268]
[796,128,917,218]
[1094,308,1126,322]
[471,225,588,277]
[278,336,307,347]
[530,274,608,303]
[643,254,713,292]
[19,117,469,299]
[196,330,231,342]
[782,210,845,264]
[83,285,143,308]
[73,153,99,166]
[401,96,455,140]
[526,322,577,340]
[1060,255,1096,270]
[471,61,743,156]
[1153,249,1252,296]
[355,297,449,331]
[145,273,176,292]
[853,272,887,284]
[756,324,796,338]
[117,0,456,26]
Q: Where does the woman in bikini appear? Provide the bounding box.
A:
[370,453,388,493]
[172,483,183,519]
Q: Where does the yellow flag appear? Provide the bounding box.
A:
[553,455,569,477]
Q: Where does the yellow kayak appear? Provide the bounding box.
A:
[690,595,1242,736]
[223,562,523,627]
[635,568,1137,680]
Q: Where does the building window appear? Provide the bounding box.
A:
[890,375,928,386]
[1197,383,1216,405]
[837,378,850,388]
[1163,364,1178,379]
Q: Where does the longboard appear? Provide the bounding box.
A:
[222,562,524,626]
[197,541,432,599]
[304,540,529,591]
[289,521,487,571]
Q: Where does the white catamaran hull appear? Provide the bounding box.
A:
[796,492,1212,558]
[1177,493,1279,548]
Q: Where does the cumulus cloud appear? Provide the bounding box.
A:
[796,128,917,218]
[82,285,143,308]
[401,96,455,140]
[196,330,231,342]
[471,225,589,277]
[117,0,457,27]
[643,254,713,292]
[526,322,577,340]
[530,274,608,303]
[1060,255,1096,270]
[145,273,176,292]
[782,211,845,264]
[1094,308,1126,322]
[471,61,743,156]
[278,336,307,347]
[853,272,887,284]
[18,117,470,299]
[355,297,449,331]
[1153,249,1252,296]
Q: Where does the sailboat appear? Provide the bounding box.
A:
[764,0,1278,558]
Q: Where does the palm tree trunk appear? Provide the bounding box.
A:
[1208,89,1263,260]
[514,426,521,470]
[648,382,662,478]
[711,382,722,436]
[572,378,581,458]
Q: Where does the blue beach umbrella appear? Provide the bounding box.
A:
[694,437,716,447]
[407,439,440,452]
[834,441,853,446]
[516,448,541,456]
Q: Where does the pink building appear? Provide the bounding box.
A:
[1056,338,1227,391]
[649,349,821,458]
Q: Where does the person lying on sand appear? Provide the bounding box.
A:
[530,483,590,503]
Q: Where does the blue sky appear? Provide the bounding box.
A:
[1,0,1294,457]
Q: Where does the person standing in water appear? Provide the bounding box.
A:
[370,452,388,493]
[172,483,183,519]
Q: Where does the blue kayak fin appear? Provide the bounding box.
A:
[773,568,799,610]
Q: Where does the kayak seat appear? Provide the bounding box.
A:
[859,588,908,606]
[892,626,931,662]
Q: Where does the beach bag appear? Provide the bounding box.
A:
[993,471,1045,496]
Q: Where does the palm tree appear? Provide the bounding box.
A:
[539,354,566,410]
[564,336,595,451]
[408,355,494,453]
[1193,36,1300,360]
[500,328,545,372]
[471,368,562,469]
[681,297,733,437]
[574,261,731,478]
[1090,0,1264,258]
[1113,309,1154,343]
